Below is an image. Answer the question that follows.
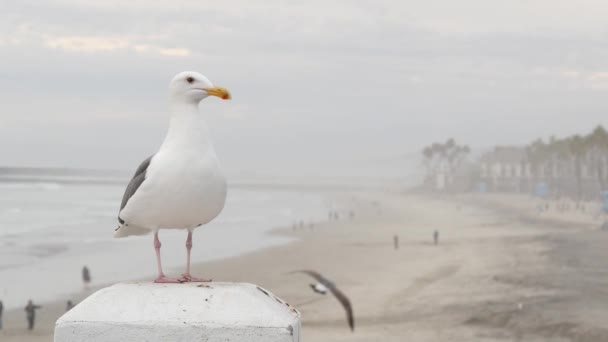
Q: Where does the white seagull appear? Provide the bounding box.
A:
[115,71,231,283]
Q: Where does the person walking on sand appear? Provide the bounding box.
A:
[393,235,399,250]
[0,299,4,330]
[25,300,41,331]
[82,266,91,289]
[433,230,439,245]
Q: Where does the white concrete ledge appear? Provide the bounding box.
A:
[54,282,301,342]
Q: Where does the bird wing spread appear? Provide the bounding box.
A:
[328,285,354,331]
[292,270,354,331]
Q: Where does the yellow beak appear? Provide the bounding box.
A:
[205,86,231,100]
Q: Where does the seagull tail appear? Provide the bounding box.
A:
[113,224,151,238]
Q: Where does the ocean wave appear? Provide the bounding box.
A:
[0,175,125,187]
[0,181,64,190]
[39,182,62,190]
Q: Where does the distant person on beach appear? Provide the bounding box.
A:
[0,299,3,330]
[433,230,439,245]
[393,235,399,250]
[25,300,41,330]
[66,300,74,312]
[82,266,91,289]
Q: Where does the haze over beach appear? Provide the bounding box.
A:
[2,1,608,341]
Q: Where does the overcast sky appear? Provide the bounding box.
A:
[2,1,608,180]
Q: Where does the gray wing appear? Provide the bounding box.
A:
[291,270,354,331]
[118,155,153,224]
[328,284,354,332]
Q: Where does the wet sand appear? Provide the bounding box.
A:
[3,192,608,341]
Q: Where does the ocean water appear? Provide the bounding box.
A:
[0,171,329,309]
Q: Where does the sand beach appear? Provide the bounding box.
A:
[3,191,608,341]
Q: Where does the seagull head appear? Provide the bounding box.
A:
[169,71,231,103]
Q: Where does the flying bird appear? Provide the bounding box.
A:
[115,71,231,283]
[292,270,354,331]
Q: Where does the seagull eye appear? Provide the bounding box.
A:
[186,77,195,83]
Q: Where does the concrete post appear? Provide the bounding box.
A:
[55,282,301,342]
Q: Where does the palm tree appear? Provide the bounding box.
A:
[526,139,549,180]
[420,139,471,191]
[567,135,585,201]
[524,125,608,199]
[421,146,434,184]
[586,125,608,194]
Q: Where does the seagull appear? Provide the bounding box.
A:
[291,270,354,331]
[115,71,231,283]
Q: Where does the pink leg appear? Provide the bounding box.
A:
[154,232,182,283]
[180,231,211,282]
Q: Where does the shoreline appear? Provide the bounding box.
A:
[459,192,605,230]
[4,192,608,341]
[0,190,361,339]
[0,185,332,311]
[0,191,369,341]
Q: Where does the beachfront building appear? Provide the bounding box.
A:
[477,145,607,198]
[422,158,476,193]
[478,146,532,193]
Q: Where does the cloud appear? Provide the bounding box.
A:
[45,36,130,52]
[40,34,192,57]
[2,0,608,176]
[559,70,582,79]
[157,47,191,57]
[549,69,608,89]
[587,71,608,82]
